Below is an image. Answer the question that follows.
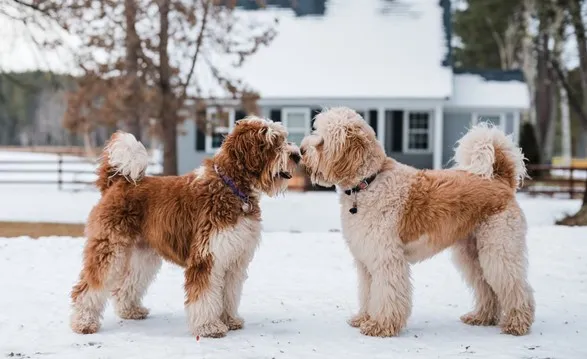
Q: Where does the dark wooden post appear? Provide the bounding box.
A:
[58,154,63,191]
[569,167,574,198]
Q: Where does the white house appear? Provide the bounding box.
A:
[176,0,529,175]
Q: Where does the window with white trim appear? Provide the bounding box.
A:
[472,113,504,130]
[404,111,431,152]
[205,107,235,153]
[282,107,310,145]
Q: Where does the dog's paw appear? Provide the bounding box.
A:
[70,314,101,334]
[460,311,498,326]
[223,315,244,330]
[500,308,533,336]
[348,313,370,328]
[359,319,401,337]
[192,320,229,338]
[117,305,150,320]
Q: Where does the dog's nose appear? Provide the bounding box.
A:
[290,152,301,164]
[300,147,306,156]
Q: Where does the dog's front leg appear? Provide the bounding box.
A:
[348,259,371,328]
[361,255,412,337]
[221,255,251,331]
[184,256,228,338]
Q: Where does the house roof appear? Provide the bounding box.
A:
[447,71,530,110]
[216,0,453,100]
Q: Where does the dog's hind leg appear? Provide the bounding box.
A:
[111,242,162,320]
[452,235,500,326]
[70,234,132,334]
[476,206,535,336]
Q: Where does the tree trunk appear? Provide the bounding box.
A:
[124,0,142,141]
[521,0,537,128]
[558,0,587,225]
[158,0,177,176]
[561,84,572,166]
[535,31,551,157]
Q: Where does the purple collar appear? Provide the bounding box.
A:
[214,164,251,211]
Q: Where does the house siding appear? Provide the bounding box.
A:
[442,112,470,167]
[390,153,433,169]
[177,106,522,176]
[505,113,515,135]
[177,119,209,175]
[442,110,520,168]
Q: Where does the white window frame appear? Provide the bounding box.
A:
[205,107,236,153]
[403,110,433,154]
[281,107,311,144]
[471,112,505,131]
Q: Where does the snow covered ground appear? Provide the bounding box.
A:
[0,185,586,358]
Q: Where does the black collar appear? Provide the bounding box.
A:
[344,173,378,195]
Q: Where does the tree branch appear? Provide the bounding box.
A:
[550,58,587,128]
[181,0,211,101]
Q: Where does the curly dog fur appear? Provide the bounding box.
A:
[70,116,300,338]
[300,107,535,337]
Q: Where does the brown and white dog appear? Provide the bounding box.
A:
[300,107,535,337]
[70,116,300,338]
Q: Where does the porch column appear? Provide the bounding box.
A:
[377,107,385,145]
[433,105,444,170]
[513,111,521,144]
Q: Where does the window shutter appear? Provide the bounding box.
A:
[391,110,403,152]
[195,125,205,151]
[368,109,378,137]
[310,108,321,129]
[270,109,282,123]
[195,107,206,152]
[235,109,247,121]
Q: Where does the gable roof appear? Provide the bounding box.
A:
[219,0,453,100]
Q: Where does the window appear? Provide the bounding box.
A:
[205,107,235,153]
[403,111,431,152]
[282,107,310,145]
[472,113,504,130]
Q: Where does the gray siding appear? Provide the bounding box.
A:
[442,111,520,168]
[177,119,209,175]
[389,153,433,169]
[505,113,514,135]
[442,112,470,167]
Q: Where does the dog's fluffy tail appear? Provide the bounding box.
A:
[96,131,149,193]
[453,122,526,190]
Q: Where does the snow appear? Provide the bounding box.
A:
[447,74,530,110]
[228,0,453,99]
[1,150,586,357]
[0,183,582,229]
[0,197,586,358]
[0,150,162,190]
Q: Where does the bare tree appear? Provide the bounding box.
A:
[548,0,587,224]
[56,0,277,175]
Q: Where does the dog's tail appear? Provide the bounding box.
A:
[96,131,149,193]
[453,122,526,190]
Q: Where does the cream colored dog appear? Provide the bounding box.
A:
[300,107,535,337]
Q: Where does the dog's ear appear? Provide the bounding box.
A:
[231,127,267,173]
[327,129,367,181]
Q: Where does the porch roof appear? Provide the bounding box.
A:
[446,72,530,110]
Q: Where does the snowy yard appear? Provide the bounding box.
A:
[0,184,586,358]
